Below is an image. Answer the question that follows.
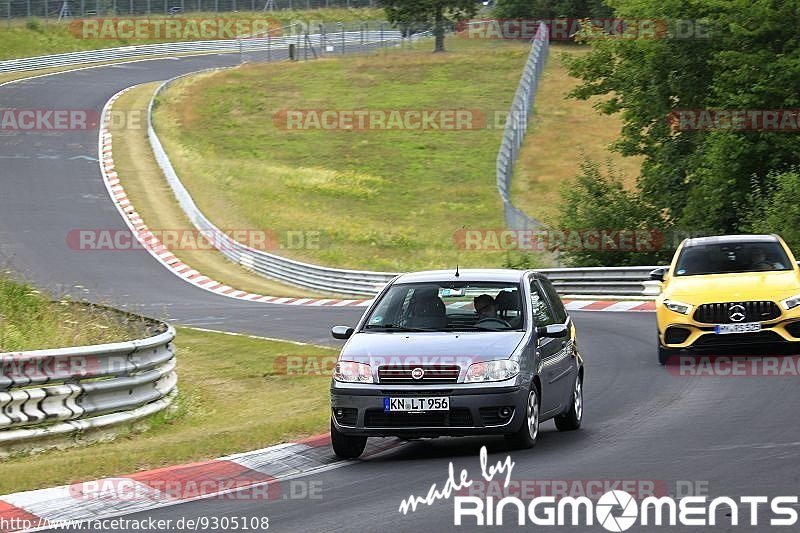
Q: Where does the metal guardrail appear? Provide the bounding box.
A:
[0,310,176,447]
[144,32,405,296]
[137,28,661,298]
[496,22,549,230]
[539,266,660,297]
[0,24,404,73]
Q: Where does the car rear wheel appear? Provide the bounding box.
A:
[506,385,539,449]
[331,419,367,459]
[555,373,583,431]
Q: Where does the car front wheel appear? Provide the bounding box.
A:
[506,385,540,449]
[331,419,367,459]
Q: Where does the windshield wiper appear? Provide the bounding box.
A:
[449,325,515,331]
[364,324,438,332]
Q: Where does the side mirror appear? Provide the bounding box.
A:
[536,324,569,339]
[649,267,667,282]
[331,326,354,340]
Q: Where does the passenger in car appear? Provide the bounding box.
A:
[474,294,498,320]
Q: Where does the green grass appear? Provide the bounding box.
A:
[154,37,548,271]
[511,45,643,224]
[0,274,146,351]
[0,8,386,60]
[108,82,333,298]
[0,326,337,493]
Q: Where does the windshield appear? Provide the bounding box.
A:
[364,282,525,332]
[675,241,792,276]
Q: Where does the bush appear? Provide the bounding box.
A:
[745,168,800,256]
[494,0,612,19]
[24,18,43,32]
[555,159,673,266]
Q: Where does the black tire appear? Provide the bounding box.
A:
[330,419,367,459]
[658,344,678,365]
[555,373,583,431]
[505,385,540,449]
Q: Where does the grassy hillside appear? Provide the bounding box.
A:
[153,38,539,271]
[0,8,385,60]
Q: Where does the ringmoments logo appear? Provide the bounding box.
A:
[397,446,799,530]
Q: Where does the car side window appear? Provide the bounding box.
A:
[540,278,567,323]
[530,280,555,326]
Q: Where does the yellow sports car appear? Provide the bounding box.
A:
[651,234,800,364]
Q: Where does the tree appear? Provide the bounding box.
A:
[565,0,800,238]
[746,168,800,257]
[494,0,612,19]
[556,160,672,266]
[380,0,478,52]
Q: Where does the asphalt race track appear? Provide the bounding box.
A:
[2,55,800,532]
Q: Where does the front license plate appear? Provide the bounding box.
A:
[384,396,449,412]
[714,322,762,334]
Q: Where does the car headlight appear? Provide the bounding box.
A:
[663,299,692,315]
[781,293,800,310]
[333,361,373,383]
[465,360,519,383]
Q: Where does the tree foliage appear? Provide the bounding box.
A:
[565,0,800,240]
[494,0,612,19]
[746,168,800,258]
[380,0,477,51]
[556,160,672,266]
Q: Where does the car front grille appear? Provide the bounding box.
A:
[693,330,784,347]
[364,408,473,428]
[693,301,781,324]
[377,365,460,384]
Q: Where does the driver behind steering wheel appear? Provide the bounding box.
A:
[474,294,498,321]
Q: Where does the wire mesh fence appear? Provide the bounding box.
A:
[495,21,549,231]
[238,21,426,63]
[1,0,378,19]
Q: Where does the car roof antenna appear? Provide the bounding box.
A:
[455,264,460,277]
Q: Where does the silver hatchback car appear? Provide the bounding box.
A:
[329,269,585,458]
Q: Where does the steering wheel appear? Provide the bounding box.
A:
[476,317,512,328]
[753,261,774,270]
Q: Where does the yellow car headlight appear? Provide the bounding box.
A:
[663,299,693,315]
[781,293,800,310]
